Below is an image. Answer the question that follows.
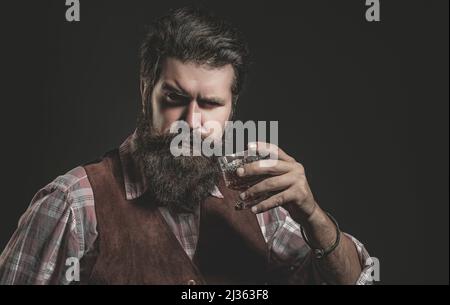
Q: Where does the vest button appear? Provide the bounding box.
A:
[187,279,197,285]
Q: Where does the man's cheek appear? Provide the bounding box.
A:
[158,111,183,134]
[202,116,231,141]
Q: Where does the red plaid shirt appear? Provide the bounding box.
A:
[0,132,373,284]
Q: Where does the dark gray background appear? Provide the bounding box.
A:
[0,0,448,284]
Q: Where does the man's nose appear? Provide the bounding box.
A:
[184,100,202,130]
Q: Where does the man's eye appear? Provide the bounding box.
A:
[166,93,179,102]
[163,93,186,106]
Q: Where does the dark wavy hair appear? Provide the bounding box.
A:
[139,6,250,115]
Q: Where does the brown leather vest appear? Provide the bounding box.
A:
[79,150,275,285]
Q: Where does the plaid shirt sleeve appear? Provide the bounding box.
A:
[257,207,374,285]
[0,166,97,285]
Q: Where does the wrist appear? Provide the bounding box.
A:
[305,205,329,229]
[300,211,341,259]
[289,199,327,228]
[301,208,338,251]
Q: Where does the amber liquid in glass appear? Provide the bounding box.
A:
[219,151,271,210]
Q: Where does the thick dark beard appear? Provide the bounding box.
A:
[133,113,221,213]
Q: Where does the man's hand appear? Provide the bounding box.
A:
[237,142,363,284]
[237,142,319,226]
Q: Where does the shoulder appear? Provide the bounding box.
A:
[20,166,96,243]
[25,165,98,256]
[48,166,91,194]
[33,166,94,208]
[0,167,97,284]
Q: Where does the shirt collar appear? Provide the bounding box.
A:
[118,131,224,200]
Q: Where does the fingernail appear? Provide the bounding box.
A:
[236,167,245,176]
[239,192,246,200]
[251,206,258,213]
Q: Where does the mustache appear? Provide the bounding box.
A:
[137,129,212,156]
[136,122,221,158]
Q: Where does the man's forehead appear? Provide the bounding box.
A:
[159,57,234,97]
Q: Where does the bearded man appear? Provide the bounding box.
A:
[0,7,373,285]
